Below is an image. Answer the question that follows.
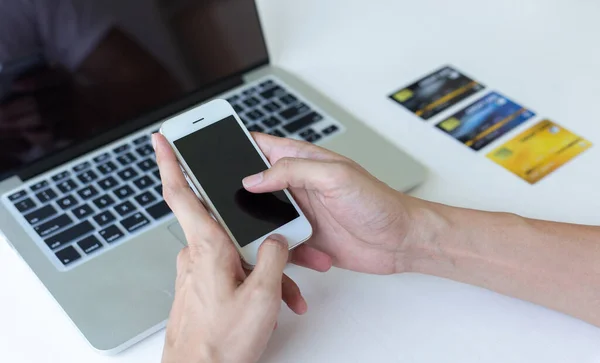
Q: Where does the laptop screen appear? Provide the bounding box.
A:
[0,0,268,180]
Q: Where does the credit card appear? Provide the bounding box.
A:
[389,66,484,120]
[436,92,535,151]
[487,120,592,184]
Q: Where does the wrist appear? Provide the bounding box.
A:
[162,341,220,363]
[398,197,454,274]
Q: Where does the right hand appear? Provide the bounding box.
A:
[243,133,423,275]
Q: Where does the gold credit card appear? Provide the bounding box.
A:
[487,120,592,184]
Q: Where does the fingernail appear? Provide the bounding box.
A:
[151,133,158,151]
[267,234,286,244]
[242,172,263,187]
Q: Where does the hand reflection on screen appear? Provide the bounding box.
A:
[234,188,298,226]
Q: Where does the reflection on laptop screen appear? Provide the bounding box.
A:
[0,0,268,178]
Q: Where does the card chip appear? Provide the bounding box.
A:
[493,148,513,160]
[438,118,461,132]
[392,89,413,103]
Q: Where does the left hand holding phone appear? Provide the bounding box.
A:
[153,134,331,363]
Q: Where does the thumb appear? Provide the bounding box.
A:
[245,235,289,291]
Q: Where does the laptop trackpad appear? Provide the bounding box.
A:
[167,222,188,246]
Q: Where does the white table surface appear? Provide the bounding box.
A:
[2,0,600,362]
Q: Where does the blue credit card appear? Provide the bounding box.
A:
[435,92,535,151]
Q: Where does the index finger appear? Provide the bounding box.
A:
[251,132,347,165]
[152,133,215,244]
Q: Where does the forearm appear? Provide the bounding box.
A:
[408,200,600,326]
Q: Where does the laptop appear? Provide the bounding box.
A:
[0,0,427,353]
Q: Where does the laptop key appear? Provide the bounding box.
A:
[114,201,137,217]
[120,212,150,233]
[243,87,257,96]
[97,161,118,175]
[93,211,116,226]
[232,103,243,114]
[133,176,155,190]
[78,170,98,184]
[247,124,264,133]
[304,133,322,143]
[117,167,138,181]
[72,204,94,220]
[57,179,78,193]
[263,116,282,128]
[280,103,310,120]
[136,144,154,157]
[77,235,103,255]
[146,201,172,220]
[93,152,111,164]
[55,246,81,266]
[93,194,115,209]
[99,225,124,244]
[114,185,135,200]
[133,135,149,145]
[8,190,27,202]
[154,185,163,197]
[24,205,57,225]
[283,112,324,133]
[259,79,275,89]
[322,124,339,135]
[269,129,285,137]
[98,176,119,190]
[226,95,239,103]
[137,158,157,172]
[56,195,78,210]
[35,214,73,238]
[36,188,58,203]
[51,171,70,182]
[153,170,161,182]
[45,221,94,250]
[77,185,99,200]
[135,191,156,207]
[280,94,297,105]
[113,144,130,154]
[73,161,91,173]
[246,109,264,121]
[116,152,137,166]
[14,197,37,213]
[299,128,316,138]
[31,180,49,192]
[243,96,260,107]
[263,102,280,113]
[259,85,284,100]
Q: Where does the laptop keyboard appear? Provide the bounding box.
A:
[225,78,343,142]
[1,76,344,271]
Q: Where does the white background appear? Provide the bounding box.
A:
[2,0,600,362]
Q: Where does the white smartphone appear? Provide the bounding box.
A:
[160,99,312,266]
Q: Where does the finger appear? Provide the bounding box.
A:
[252,132,347,165]
[290,244,333,272]
[245,235,289,292]
[243,157,348,193]
[152,133,215,243]
[281,273,308,315]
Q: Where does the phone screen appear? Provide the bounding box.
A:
[174,115,300,247]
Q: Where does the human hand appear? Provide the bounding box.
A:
[243,133,425,275]
[153,134,331,363]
